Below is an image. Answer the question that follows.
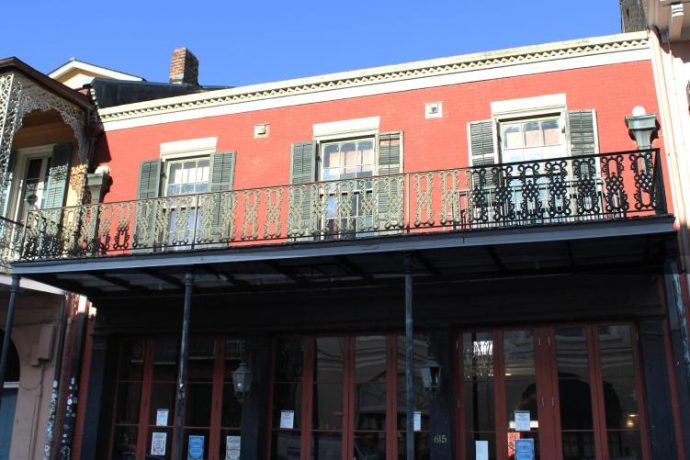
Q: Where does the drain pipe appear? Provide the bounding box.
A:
[42,294,69,460]
[58,295,89,460]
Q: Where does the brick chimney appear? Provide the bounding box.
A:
[169,47,199,86]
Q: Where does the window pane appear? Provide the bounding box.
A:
[111,426,138,460]
[272,431,301,460]
[555,328,593,431]
[148,383,176,425]
[542,119,561,146]
[313,383,343,430]
[315,337,345,383]
[118,339,145,381]
[502,123,523,150]
[188,338,215,383]
[464,380,495,432]
[185,383,212,427]
[354,432,385,459]
[221,384,242,428]
[312,432,341,459]
[153,339,178,381]
[275,338,303,382]
[524,121,542,148]
[355,336,386,383]
[504,330,535,377]
[115,383,141,425]
[272,383,303,429]
[355,383,386,430]
[608,430,643,460]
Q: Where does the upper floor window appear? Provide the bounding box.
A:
[499,116,563,163]
[320,138,375,181]
[165,157,210,196]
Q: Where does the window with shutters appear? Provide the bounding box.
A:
[134,150,235,250]
[319,137,376,235]
[4,144,71,224]
[468,107,599,225]
[288,133,402,238]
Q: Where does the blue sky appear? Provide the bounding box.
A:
[3,1,622,87]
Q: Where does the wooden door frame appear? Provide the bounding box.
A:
[454,322,652,460]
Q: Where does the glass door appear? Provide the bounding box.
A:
[457,324,650,460]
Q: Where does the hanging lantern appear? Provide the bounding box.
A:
[420,356,442,394]
[232,360,253,402]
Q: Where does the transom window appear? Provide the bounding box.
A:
[320,138,375,181]
[165,158,210,196]
[499,116,563,163]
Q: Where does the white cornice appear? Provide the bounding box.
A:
[100,32,651,130]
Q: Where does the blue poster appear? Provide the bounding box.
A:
[187,435,204,460]
[514,438,535,460]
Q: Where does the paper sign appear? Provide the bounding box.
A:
[413,411,422,432]
[225,435,241,460]
[514,410,531,432]
[156,409,169,426]
[280,410,295,429]
[475,440,489,460]
[187,435,204,460]
[515,438,535,460]
[150,432,167,456]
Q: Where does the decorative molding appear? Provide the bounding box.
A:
[99,32,651,127]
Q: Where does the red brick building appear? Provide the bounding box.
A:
[3,30,689,460]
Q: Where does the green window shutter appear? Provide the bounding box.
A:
[209,151,236,192]
[136,159,162,199]
[468,120,496,167]
[43,143,72,210]
[207,151,236,242]
[134,159,162,249]
[288,141,317,237]
[377,132,403,230]
[378,132,402,175]
[568,110,597,157]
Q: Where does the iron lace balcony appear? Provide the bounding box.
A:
[0,216,24,270]
[18,149,667,262]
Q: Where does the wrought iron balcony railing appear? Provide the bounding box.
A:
[0,216,24,270]
[18,149,666,262]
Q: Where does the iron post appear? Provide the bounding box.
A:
[173,271,194,460]
[404,253,415,459]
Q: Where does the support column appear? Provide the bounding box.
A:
[429,332,453,460]
[638,319,678,460]
[239,336,271,460]
[0,275,20,412]
[404,253,415,460]
[173,271,194,460]
[664,260,690,458]
[78,333,114,460]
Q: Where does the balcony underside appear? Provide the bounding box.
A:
[11,215,676,302]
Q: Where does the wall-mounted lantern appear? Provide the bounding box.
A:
[420,354,442,395]
[232,360,253,402]
[625,106,658,150]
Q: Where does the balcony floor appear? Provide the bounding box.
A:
[10,215,677,301]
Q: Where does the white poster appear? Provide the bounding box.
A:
[475,440,489,460]
[413,411,422,432]
[151,432,167,456]
[514,410,531,432]
[156,409,169,426]
[226,435,241,460]
[280,410,295,429]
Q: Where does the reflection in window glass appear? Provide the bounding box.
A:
[599,325,643,460]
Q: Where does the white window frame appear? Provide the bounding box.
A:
[6,145,54,223]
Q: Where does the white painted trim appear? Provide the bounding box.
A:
[313,117,381,139]
[103,47,653,132]
[2,382,19,389]
[49,60,143,82]
[0,274,64,295]
[160,137,218,160]
[491,94,567,117]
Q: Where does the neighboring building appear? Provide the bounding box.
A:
[0,57,95,460]
[49,58,144,90]
[7,31,689,460]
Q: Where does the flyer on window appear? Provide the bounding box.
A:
[150,432,167,456]
[226,435,241,460]
[187,435,204,460]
